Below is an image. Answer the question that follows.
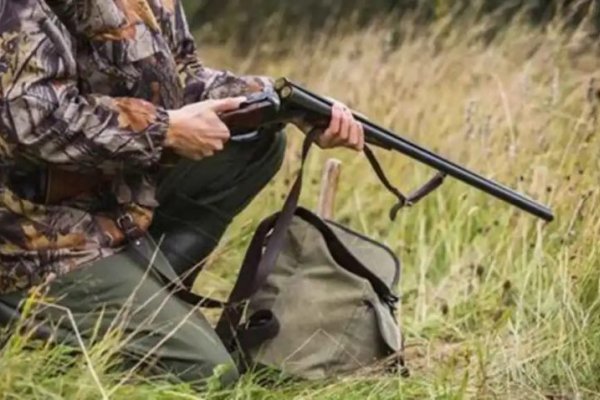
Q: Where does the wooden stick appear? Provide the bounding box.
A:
[317,158,342,219]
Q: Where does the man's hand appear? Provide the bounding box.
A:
[294,101,365,152]
[317,101,365,151]
[166,97,246,160]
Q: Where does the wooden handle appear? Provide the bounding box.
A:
[317,159,342,219]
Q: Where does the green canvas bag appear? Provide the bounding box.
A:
[213,133,445,379]
[238,207,403,379]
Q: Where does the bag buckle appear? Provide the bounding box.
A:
[384,293,400,311]
[116,213,143,242]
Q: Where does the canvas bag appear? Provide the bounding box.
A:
[213,132,445,379]
[224,207,404,379]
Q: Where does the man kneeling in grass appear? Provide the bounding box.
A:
[0,0,363,386]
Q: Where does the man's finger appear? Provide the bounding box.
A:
[338,107,351,141]
[217,126,232,140]
[348,120,360,149]
[207,117,232,140]
[356,122,365,151]
[319,128,336,148]
[201,149,215,158]
[328,104,343,134]
[208,96,247,113]
[212,138,224,151]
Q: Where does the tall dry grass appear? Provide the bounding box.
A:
[200,12,600,399]
[1,12,599,400]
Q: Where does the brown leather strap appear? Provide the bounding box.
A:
[406,172,447,205]
[364,146,446,220]
[215,130,320,348]
[363,146,408,220]
[45,168,112,204]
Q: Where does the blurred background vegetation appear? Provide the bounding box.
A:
[182,0,600,48]
[2,1,600,399]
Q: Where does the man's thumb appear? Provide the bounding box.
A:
[208,96,246,113]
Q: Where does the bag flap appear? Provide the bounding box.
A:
[370,298,402,353]
[292,208,398,303]
[325,221,400,290]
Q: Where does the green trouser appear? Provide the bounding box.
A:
[0,131,286,387]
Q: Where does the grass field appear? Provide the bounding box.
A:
[1,12,600,400]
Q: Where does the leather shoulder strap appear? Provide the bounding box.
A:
[215,130,319,346]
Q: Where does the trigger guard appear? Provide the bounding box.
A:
[230,131,260,143]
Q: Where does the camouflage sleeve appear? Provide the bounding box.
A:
[173,1,273,104]
[0,1,168,173]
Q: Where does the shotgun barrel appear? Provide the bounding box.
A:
[275,78,554,222]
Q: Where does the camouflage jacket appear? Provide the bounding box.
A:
[0,0,269,294]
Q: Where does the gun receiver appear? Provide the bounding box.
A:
[219,91,283,136]
[220,78,554,222]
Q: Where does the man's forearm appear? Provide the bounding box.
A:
[1,89,169,174]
